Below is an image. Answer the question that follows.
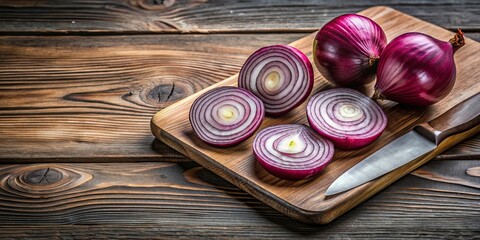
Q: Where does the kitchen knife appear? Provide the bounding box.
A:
[325,93,480,196]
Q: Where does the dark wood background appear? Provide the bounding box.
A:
[0,0,479,238]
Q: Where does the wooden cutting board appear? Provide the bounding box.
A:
[151,6,480,224]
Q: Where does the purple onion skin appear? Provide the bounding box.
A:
[256,158,330,181]
[374,30,465,107]
[314,14,387,87]
[307,120,383,150]
[288,46,315,108]
[238,45,314,117]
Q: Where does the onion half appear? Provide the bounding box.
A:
[374,30,465,106]
[253,124,334,180]
[238,45,314,117]
[307,88,387,149]
[189,86,265,147]
[313,14,387,87]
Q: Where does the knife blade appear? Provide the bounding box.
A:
[325,93,480,196]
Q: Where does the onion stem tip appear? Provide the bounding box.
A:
[372,89,386,101]
[368,57,379,67]
[449,29,465,51]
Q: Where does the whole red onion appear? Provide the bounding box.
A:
[313,14,387,87]
[374,30,465,106]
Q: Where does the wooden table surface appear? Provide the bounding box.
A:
[0,1,479,238]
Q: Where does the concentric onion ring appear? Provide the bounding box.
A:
[253,124,334,180]
[307,88,387,149]
[238,45,314,117]
[189,86,265,147]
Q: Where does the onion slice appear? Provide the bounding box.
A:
[253,124,334,180]
[189,86,265,147]
[238,45,314,117]
[307,88,387,149]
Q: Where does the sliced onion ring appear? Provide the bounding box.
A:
[253,124,334,180]
[238,45,314,117]
[189,86,265,147]
[307,88,387,150]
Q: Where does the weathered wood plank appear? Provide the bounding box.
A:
[0,160,477,238]
[0,221,478,239]
[0,0,478,33]
[0,1,477,238]
[436,135,480,160]
[0,34,302,162]
[1,33,479,162]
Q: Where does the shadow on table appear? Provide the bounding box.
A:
[177,161,362,235]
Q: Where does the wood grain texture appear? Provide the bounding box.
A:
[0,0,479,33]
[0,33,478,163]
[0,0,478,238]
[151,6,480,223]
[0,33,303,162]
[0,161,477,238]
[436,134,480,160]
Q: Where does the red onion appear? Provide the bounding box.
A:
[313,14,387,87]
[189,86,264,147]
[374,30,465,106]
[253,124,334,180]
[307,88,387,150]
[238,45,314,117]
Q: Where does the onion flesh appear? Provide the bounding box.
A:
[307,88,387,149]
[189,86,264,147]
[253,124,334,180]
[313,14,387,87]
[238,45,314,117]
[374,30,465,106]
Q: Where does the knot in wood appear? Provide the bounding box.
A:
[140,78,192,107]
[26,168,61,185]
[1,165,93,198]
[135,0,175,10]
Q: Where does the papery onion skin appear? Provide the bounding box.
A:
[253,124,334,180]
[189,86,265,147]
[374,30,465,106]
[238,45,314,117]
[313,14,387,87]
[307,88,387,150]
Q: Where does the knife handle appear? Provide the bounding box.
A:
[414,93,480,146]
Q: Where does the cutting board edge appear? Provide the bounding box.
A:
[322,124,480,223]
[150,6,480,224]
[152,113,480,224]
[150,119,335,223]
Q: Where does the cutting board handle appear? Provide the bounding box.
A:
[414,93,480,145]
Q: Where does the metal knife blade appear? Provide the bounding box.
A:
[325,93,480,196]
[325,131,435,196]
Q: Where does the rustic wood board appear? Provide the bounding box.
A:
[0,161,479,238]
[151,6,480,223]
[1,0,479,33]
